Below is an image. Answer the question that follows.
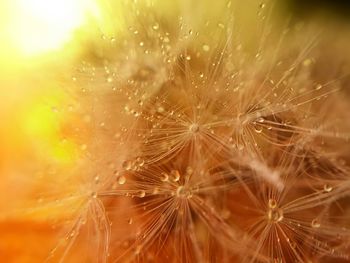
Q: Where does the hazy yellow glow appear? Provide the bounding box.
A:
[3,0,99,56]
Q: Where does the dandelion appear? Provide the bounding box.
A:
[1,0,350,262]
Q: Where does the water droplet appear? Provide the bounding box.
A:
[185,55,191,61]
[90,192,98,198]
[316,84,323,90]
[218,23,225,29]
[118,176,126,185]
[259,3,266,9]
[136,157,145,167]
[176,186,192,198]
[152,23,159,30]
[139,41,144,47]
[171,170,180,182]
[157,106,165,113]
[323,184,333,192]
[202,44,210,52]
[254,123,263,133]
[138,190,146,198]
[256,117,265,123]
[268,199,277,209]
[128,218,133,224]
[160,172,169,182]
[94,176,100,184]
[122,160,132,171]
[189,123,200,133]
[268,208,283,222]
[303,58,312,66]
[186,166,193,175]
[311,219,321,228]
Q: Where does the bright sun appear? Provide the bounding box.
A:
[4,0,99,56]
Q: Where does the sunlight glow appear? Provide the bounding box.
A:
[7,0,99,56]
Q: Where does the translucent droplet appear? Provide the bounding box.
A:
[128,218,133,224]
[118,176,126,185]
[160,172,169,182]
[94,176,100,184]
[171,170,180,182]
[139,41,144,47]
[152,23,159,30]
[259,3,265,9]
[176,186,192,198]
[186,166,193,175]
[157,106,165,113]
[311,219,321,228]
[138,190,146,198]
[323,184,333,192]
[303,58,312,66]
[185,55,191,61]
[268,208,283,222]
[218,23,225,29]
[136,157,145,167]
[268,199,277,209]
[316,84,323,90]
[202,44,210,52]
[189,123,200,133]
[122,160,132,171]
[256,117,265,123]
[90,192,98,198]
[254,124,263,133]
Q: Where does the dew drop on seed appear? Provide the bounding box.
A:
[323,184,333,192]
[189,123,200,133]
[254,124,263,133]
[161,172,169,182]
[311,219,321,228]
[268,199,277,209]
[152,23,159,30]
[256,117,265,123]
[122,160,132,171]
[218,23,225,29]
[118,176,126,185]
[316,84,323,90]
[268,208,283,222]
[171,170,180,182]
[202,44,210,52]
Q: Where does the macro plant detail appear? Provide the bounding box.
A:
[0,0,350,263]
